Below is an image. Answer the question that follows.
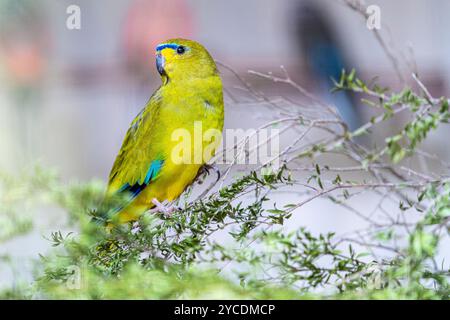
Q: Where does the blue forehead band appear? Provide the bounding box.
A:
[156,43,179,51]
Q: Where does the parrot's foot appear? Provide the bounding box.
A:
[196,164,221,184]
[150,198,179,217]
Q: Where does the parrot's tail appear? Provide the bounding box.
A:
[89,207,118,233]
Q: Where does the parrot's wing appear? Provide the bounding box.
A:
[107,93,164,200]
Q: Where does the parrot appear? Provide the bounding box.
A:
[96,39,224,225]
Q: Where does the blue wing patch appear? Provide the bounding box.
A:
[118,160,164,198]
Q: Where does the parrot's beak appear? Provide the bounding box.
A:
[156,53,165,76]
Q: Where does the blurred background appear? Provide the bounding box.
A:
[1,0,450,286]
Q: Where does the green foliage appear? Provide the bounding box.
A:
[336,69,450,163]
[0,71,449,300]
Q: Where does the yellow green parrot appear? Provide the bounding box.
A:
[99,39,224,225]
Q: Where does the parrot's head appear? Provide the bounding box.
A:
[155,38,218,83]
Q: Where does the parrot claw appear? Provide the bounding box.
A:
[206,164,221,183]
[196,164,221,184]
[150,198,179,217]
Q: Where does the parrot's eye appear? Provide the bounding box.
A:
[176,46,186,54]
